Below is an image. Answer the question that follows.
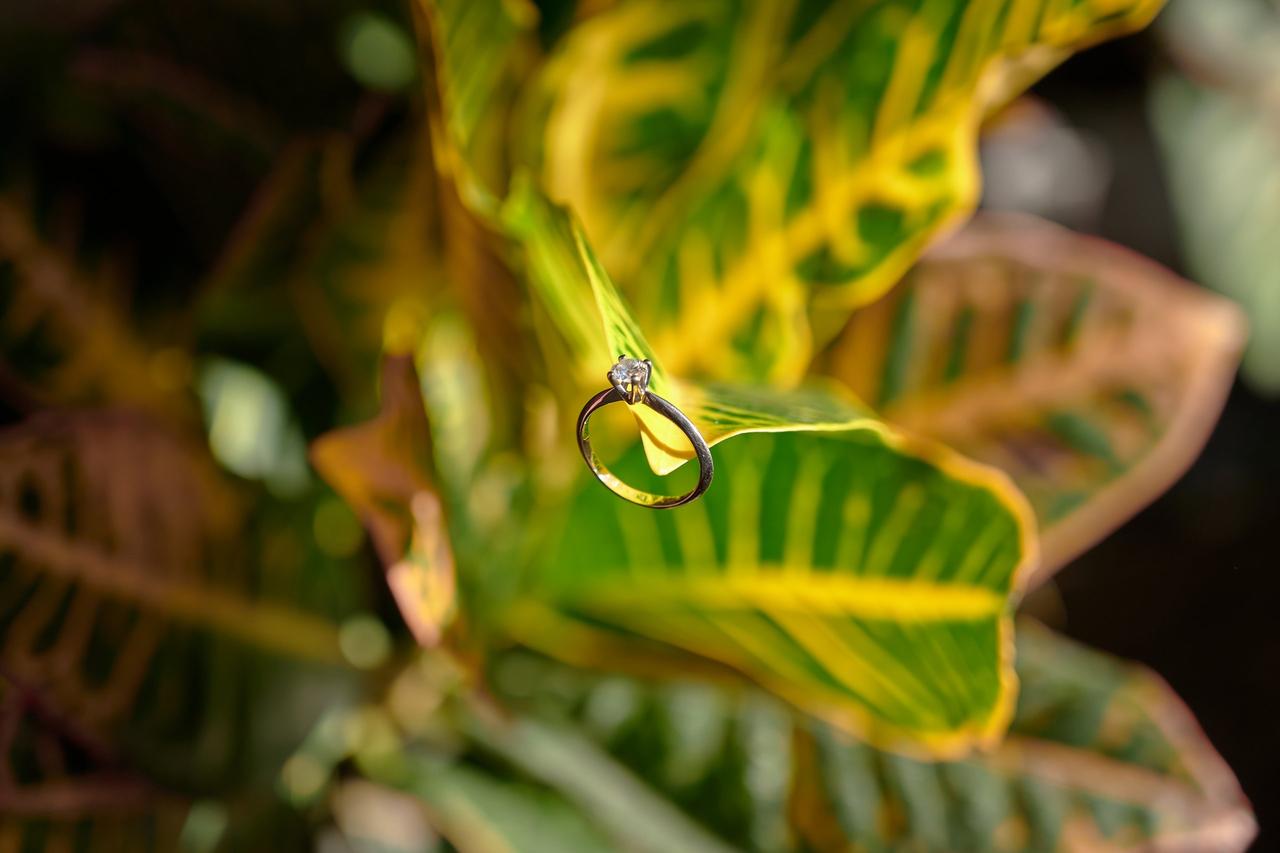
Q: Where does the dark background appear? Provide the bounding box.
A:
[1035,34,1280,853]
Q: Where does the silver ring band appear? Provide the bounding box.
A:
[576,386,713,508]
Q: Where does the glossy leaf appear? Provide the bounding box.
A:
[0,411,351,786]
[505,181,876,475]
[413,0,538,208]
[795,620,1255,852]
[519,0,1165,383]
[513,426,1035,755]
[822,213,1246,583]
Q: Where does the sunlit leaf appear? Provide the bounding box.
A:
[413,0,539,208]
[312,356,457,647]
[795,620,1255,852]
[504,181,877,475]
[513,425,1035,755]
[823,213,1246,583]
[519,0,1165,383]
[0,411,351,786]
[459,706,738,853]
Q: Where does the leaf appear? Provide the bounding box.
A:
[794,620,1255,852]
[0,199,192,419]
[312,356,457,646]
[491,620,1255,853]
[518,0,1165,383]
[0,411,352,786]
[412,0,539,209]
[460,704,739,853]
[512,425,1035,755]
[1152,72,1280,394]
[491,652,794,851]
[504,180,877,475]
[822,213,1246,583]
[0,677,187,851]
[398,754,616,853]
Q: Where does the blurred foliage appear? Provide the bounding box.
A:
[1152,0,1280,395]
[0,0,1256,851]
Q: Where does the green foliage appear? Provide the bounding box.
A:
[0,0,1254,850]
[515,0,1166,383]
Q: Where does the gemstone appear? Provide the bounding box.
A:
[609,357,650,389]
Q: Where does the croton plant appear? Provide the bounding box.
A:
[0,0,1258,850]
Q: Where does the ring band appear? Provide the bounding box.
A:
[576,358,713,508]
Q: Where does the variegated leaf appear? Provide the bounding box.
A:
[512,426,1035,755]
[492,620,1254,853]
[519,0,1165,383]
[822,213,1245,584]
[0,412,352,786]
[795,620,1254,852]
[504,180,875,475]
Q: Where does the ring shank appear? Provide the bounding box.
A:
[576,387,714,508]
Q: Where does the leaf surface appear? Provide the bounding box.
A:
[0,411,352,786]
[796,620,1255,852]
[505,181,877,474]
[823,213,1245,582]
[514,426,1035,754]
[494,621,1255,852]
[519,0,1165,382]
[312,356,457,647]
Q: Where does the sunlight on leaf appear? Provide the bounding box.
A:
[518,0,1166,383]
[514,426,1035,755]
[504,179,879,474]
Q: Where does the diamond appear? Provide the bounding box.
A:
[608,357,650,392]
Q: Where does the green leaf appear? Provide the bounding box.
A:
[460,706,739,853]
[399,755,616,853]
[512,424,1035,755]
[491,621,1255,853]
[505,179,877,475]
[1152,71,1280,395]
[0,412,355,787]
[822,213,1246,584]
[795,620,1255,852]
[518,0,1165,383]
[413,0,539,208]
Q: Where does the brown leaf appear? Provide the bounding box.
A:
[312,355,456,646]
